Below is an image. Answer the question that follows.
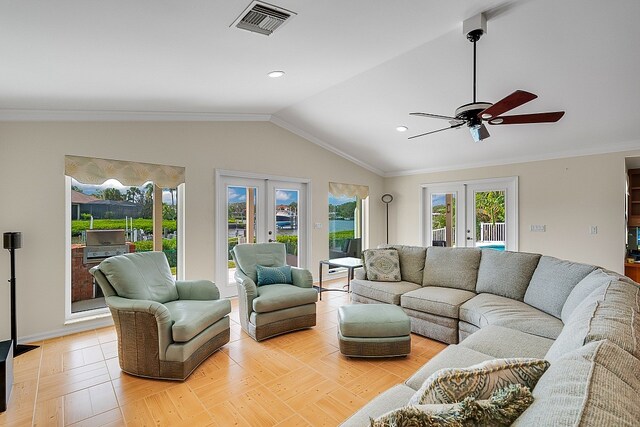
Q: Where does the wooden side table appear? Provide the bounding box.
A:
[0,340,13,412]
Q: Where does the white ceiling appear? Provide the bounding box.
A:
[2,0,639,176]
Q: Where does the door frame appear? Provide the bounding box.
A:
[420,176,518,250]
[215,169,312,297]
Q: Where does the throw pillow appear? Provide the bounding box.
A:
[363,248,401,282]
[371,383,533,427]
[255,264,292,286]
[410,358,549,405]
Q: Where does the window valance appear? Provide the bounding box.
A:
[65,155,185,188]
[329,182,369,199]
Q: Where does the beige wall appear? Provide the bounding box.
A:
[384,151,640,273]
[1,120,637,342]
[0,121,385,341]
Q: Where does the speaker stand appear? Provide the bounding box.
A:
[8,248,38,357]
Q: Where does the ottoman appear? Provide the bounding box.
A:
[337,304,411,357]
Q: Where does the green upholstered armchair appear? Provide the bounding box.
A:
[90,251,231,380]
[231,243,317,341]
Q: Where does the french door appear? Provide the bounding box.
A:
[216,171,309,297]
[422,177,518,251]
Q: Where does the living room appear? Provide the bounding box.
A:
[1,0,639,426]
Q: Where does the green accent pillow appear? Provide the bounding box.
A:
[255,264,292,286]
[410,358,549,405]
[371,383,534,427]
[363,248,401,282]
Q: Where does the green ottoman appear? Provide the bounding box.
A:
[337,304,411,357]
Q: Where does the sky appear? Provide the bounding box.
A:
[228,187,298,206]
[72,178,176,204]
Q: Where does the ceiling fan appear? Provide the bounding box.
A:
[409,14,564,142]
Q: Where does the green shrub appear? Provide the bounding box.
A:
[71,219,177,236]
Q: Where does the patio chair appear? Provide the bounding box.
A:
[231,243,317,341]
[90,251,231,380]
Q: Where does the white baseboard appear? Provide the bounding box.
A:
[20,316,115,344]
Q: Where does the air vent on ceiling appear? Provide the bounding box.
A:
[231,1,296,36]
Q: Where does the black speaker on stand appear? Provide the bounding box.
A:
[4,232,38,356]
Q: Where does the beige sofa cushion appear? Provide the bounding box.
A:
[524,255,596,318]
[422,247,481,292]
[460,293,563,339]
[513,340,640,427]
[561,268,614,322]
[476,250,541,301]
[459,325,554,359]
[400,286,476,319]
[350,279,421,305]
[405,345,495,390]
[546,279,640,361]
[381,245,427,285]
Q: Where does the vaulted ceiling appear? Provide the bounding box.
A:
[2,0,639,175]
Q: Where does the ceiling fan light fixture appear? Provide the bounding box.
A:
[489,118,504,124]
[481,113,493,119]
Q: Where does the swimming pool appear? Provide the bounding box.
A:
[477,244,505,251]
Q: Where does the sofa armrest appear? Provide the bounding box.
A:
[354,267,366,280]
[234,269,257,320]
[175,280,220,301]
[104,295,174,359]
[291,267,313,288]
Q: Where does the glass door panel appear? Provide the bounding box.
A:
[267,181,307,268]
[431,192,457,247]
[424,185,466,248]
[271,188,299,266]
[469,190,506,250]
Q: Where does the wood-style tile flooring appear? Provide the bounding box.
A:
[0,279,446,426]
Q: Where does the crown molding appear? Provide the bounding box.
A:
[385,139,640,177]
[0,109,272,122]
[269,115,385,177]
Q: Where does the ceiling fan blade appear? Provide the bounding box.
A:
[488,111,565,125]
[479,90,538,120]
[470,124,490,142]
[410,112,459,121]
[408,123,464,140]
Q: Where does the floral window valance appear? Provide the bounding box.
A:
[65,155,185,188]
[329,182,369,199]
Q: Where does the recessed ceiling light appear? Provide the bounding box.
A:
[396,126,408,132]
[268,71,285,78]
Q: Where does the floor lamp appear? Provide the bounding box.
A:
[4,232,38,356]
[381,194,393,244]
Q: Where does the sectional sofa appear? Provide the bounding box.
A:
[341,246,640,426]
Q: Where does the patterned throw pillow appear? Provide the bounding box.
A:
[410,358,549,405]
[371,383,533,427]
[363,249,401,282]
[255,265,292,286]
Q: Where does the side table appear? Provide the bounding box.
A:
[317,257,363,301]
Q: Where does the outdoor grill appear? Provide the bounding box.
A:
[83,229,128,264]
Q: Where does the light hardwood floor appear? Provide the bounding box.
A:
[0,279,446,427]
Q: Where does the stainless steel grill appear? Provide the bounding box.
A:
[84,229,128,264]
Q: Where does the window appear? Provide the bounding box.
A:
[328,182,368,263]
[65,156,185,319]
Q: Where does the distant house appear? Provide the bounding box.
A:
[71,190,142,220]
